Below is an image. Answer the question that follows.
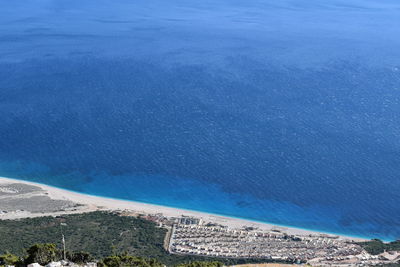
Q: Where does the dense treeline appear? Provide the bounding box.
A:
[0,212,265,266]
[0,243,83,266]
[0,243,224,267]
[358,239,400,255]
[0,212,166,260]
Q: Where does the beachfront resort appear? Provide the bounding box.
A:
[1,179,400,267]
[156,215,398,267]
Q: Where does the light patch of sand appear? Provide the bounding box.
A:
[0,176,366,242]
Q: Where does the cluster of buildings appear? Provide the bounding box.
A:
[27,261,96,267]
[308,251,400,266]
[163,216,400,267]
[168,223,361,262]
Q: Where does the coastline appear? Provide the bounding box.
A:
[0,176,367,242]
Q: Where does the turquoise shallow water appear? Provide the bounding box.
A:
[1,175,373,241]
[0,0,400,241]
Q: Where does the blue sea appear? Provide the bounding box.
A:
[0,0,399,241]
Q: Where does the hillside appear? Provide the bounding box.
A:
[0,211,261,266]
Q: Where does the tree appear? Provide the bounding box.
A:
[0,252,21,266]
[99,254,163,267]
[67,251,94,264]
[25,243,60,265]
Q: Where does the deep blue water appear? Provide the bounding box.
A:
[1,0,400,241]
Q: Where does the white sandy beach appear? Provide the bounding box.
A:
[0,176,366,242]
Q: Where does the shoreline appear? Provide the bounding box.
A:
[0,176,368,242]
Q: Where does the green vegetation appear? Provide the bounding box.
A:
[0,211,265,266]
[0,252,22,267]
[25,243,59,265]
[98,254,163,267]
[0,243,225,267]
[0,212,166,260]
[1,243,64,267]
[67,251,94,264]
[358,239,400,255]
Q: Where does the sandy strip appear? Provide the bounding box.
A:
[0,176,366,241]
